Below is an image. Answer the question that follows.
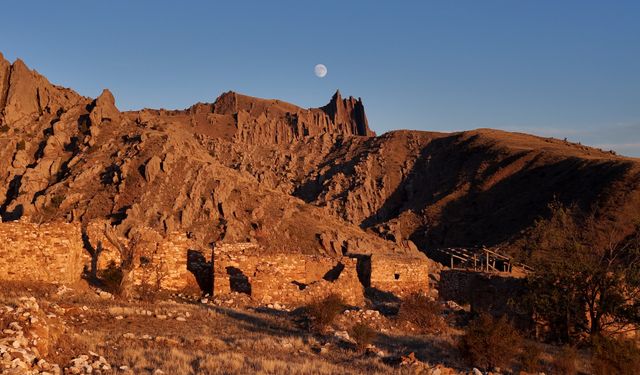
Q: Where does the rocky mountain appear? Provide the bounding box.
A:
[1,52,639,259]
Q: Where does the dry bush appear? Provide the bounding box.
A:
[592,336,640,375]
[519,341,542,373]
[397,293,446,333]
[552,345,577,375]
[137,276,161,302]
[304,293,346,332]
[458,313,522,371]
[349,323,376,351]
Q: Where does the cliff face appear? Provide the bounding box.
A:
[1,53,639,262]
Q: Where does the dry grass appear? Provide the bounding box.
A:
[519,341,543,373]
[350,323,377,351]
[552,345,578,375]
[591,335,640,375]
[0,280,602,374]
[0,281,397,374]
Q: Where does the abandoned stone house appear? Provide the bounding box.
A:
[0,221,431,306]
[210,243,430,305]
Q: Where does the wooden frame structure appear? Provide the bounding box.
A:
[431,247,534,274]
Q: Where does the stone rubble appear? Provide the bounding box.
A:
[0,296,126,375]
[0,297,60,374]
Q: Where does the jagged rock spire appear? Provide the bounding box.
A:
[321,89,373,136]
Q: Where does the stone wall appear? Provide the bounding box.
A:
[0,218,432,306]
[85,221,201,291]
[0,221,84,283]
[368,254,430,296]
[213,243,364,306]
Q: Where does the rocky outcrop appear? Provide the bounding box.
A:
[0,55,90,220]
[176,90,375,145]
[320,90,372,137]
[0,55,84,126]
[90,89,121,125]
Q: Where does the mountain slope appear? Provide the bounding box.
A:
[1,53,638,261]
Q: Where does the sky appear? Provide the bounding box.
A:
[1,1,639,156]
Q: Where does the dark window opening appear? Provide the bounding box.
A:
[394,273,400,280]
[226,266,252,295]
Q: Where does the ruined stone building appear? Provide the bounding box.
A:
[0,220,432,306]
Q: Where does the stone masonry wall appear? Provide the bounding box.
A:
[369,254,430,296]
[0,221,84,284]
[214,243,364,306]
[85,221,201,291]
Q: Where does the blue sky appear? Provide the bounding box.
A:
[1,1,639,156]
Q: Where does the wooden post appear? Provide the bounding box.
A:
[485,250,489,272]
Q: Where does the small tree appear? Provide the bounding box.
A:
[521,202,640,341]
[103,225,141,299]
[138,244,168,302]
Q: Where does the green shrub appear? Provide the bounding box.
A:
[397,293,446,333]
[553,345,578,375]
[592,336,640,375]
[304,293,346,332]
[0,125,9,133]
[458,313,522,371]
[349,323,376,351]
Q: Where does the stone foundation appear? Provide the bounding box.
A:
[0,221,84,283]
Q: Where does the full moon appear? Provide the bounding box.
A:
[314,64,327,78]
